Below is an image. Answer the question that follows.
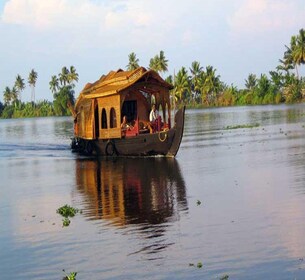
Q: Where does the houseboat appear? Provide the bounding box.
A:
[70,67,185,157]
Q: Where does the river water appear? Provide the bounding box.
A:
[1,104,305,279]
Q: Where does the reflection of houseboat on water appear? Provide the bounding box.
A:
[74,158,187,226]
[70,67,185,157]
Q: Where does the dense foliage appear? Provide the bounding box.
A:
[129,29,305,107]
[1,66,77,119]
[1,29,305,119]
[165,28,305,107]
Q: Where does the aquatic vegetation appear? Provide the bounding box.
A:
[225,123,260,130]
[62,217,71,227]
[57,204,80,218]
[56,204,80,227]
[220,274,229,280]
[62,269,77,280]
[196,200,201,206]
[189,262,203,268]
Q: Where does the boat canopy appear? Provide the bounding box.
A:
[73,67,174,140]
[75,67,173,108]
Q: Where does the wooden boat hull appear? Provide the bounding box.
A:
[72,106,185,157]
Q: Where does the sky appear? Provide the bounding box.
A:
[0,0,305,103]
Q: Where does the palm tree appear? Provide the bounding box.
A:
[68,66,79,87]
[126,52,139,71]
[165,75,173,85]
[28,69,38,103]
[158,50,168,74]
[277,59,294,73]
[15,74,25,101]
[293,28,305,70]
[149,55,159,72]
[269,71,283,89]
[174,67,191,104]
[189,61,203,102]
[201,66,221,105]
[11,87,18,104]
[3,86,12,105]
[283,36,298,77]
[149,51,168,75]
[256,74,270,98]
[245,74,257,90]
[59,66,69,86]
[49,75,59,94]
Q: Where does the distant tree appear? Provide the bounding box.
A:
[3,86,12,105]
[15,74,25,101]
[201,66,221,105]
[189,61,203,102]
[126,52,140,71]
[218,84,237,106]
[165,75,173,85]
[59,66,69,86]
[158,50,168,74]
[68,66,79,87]
[11,87,18,103]
[255,74,271,99]
[174,67,191,104]
[277,58,294,74]
[245,74,257,90]
[28,69,38,103]
[53,85,75,116]
[149,51,168,75]
[0,101,3,116]
[269,71,283,90]
[49,75,59,94]
[149,55,159,72]
[293,28,305,72]
[282,36,299,77]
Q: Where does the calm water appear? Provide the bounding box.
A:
[1,104,305,279]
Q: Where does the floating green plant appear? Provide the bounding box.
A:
[62,269,77,280]
[62,217,71,227]
[57,205,81,227]
[225,123,260,130]
[189,262,203,268]
[220,274,229,280]
[196,200,201,206]
[57,204,80,218]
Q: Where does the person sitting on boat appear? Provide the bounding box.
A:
[121,115,133,130]
[149,104,162,132]
[149,104,159,122]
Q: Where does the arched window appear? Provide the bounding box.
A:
[110,107,117,128]
[101,108,107,129]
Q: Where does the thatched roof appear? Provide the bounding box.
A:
[75,67,172,108]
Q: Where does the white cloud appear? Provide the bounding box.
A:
[1,0,178,51]
[1,0,102,30]
[228,0,305,37]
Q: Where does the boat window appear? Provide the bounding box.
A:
[122,100,137,121]
[110,107,117,128]
[101,108,107,129]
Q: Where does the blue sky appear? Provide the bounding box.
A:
[0,0,305,103]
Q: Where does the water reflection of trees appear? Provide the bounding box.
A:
[75,158,188,226]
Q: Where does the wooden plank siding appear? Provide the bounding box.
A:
[98,95,122,139]
[77,99,94,139]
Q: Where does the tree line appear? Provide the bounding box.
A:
[126,29,305,107]
[1,28,305,118]
[0,66,78,118]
